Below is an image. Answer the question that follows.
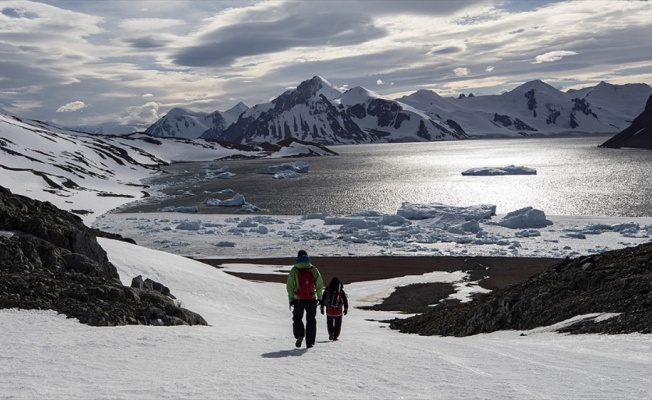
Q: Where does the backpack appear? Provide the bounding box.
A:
[327,283,342,309]
[296,267,316,300]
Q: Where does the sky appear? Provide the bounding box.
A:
[1,0,652,129]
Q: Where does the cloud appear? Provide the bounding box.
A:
[143,93,154,97]
[532,50,578,64]
[173,3,387,67]
[454,68,470,77]
[57,101,88,112]
[486,66,495,72]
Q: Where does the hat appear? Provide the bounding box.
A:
[297,250,308,257]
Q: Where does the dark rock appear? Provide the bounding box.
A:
[0,185,208,327]
[390,242,652,336]
[600,94,652,149]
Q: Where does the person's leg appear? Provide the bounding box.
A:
[305,299,318,348]
[292,301,305,346]
[333,315,343,340]
[326,316,334,340]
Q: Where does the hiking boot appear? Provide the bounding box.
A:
[307,343,313,349]
[328,334,334,341]
[295,337,303,348]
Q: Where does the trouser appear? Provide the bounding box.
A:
[326,315,343,339]
[292,299,317,346]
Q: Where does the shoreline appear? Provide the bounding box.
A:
[195,255,562,289]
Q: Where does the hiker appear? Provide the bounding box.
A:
[286,250,323,349]
[320,277,349,341]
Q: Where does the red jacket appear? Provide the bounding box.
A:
[322,288,348,317]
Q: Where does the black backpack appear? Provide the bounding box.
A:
[327,282,342,308]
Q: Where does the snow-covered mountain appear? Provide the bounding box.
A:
[145,102,249,139]
[399,80,652,137]
[335,86,463,142]
[220,76,370,145]
[0,110,332,222]
[219,76,464,145]
[144,77,651,143]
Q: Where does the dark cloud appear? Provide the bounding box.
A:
[428,46,465,55]
[173,11,386,67]
[125,36,170,49]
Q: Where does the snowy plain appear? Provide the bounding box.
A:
[3,203,652,399]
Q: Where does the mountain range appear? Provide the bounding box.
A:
[145,76,652,144]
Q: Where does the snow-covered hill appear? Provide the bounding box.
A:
[0,111,312,222]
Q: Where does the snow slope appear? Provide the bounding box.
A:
[1,237,649,399]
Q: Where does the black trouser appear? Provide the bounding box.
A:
[326,315,343,339]
[292,299,317,347]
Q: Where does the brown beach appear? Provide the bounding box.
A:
[196,255,562,291]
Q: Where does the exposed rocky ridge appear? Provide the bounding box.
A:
[0,186,207,327]
[390,242,652,336]
[600,94,652,149]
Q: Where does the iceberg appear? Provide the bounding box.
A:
[461,165,537,176]
[204,194,246,207]
[255,161,309,175]
[494,207,553,229]
[397,202,496,221]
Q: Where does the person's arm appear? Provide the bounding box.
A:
[342,290,349,312]
[286,267,297,303]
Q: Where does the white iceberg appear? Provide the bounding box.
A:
[461,165,537,176]
[204,194,246,207]
[494,207,553,229]
[273,170,300,179]
[397,202,496,221]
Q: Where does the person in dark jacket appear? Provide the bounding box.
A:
[320,277,349,341]
[286,250,323,349]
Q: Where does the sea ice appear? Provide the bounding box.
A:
[397,202,496,221]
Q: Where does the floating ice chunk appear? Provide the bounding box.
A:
[240,203,261,213]
[237,220,258,228]
[515,229,541,237]
[494,207,553,229]
[256,161,309,175]
[213,241,236,247]
[159,206,198,213]
[397,202,496,221]
[461,165,537,176]
[204,194,246,207]
[302,212,330,220]
[251,226,269,234]
[216,172,236,179]
[447,219,481,234]
[176,220,202,231]
[273,170,301,179]
[380,214,411,226]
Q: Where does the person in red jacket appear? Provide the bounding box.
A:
[320,277,349,341]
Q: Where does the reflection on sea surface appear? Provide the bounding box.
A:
[119,135,652,218]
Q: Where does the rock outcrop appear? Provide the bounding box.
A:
[0,186,207,326]
[600,94,652,149]
[390,242,652,336]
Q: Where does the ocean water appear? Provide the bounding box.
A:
[128,134,652,218]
